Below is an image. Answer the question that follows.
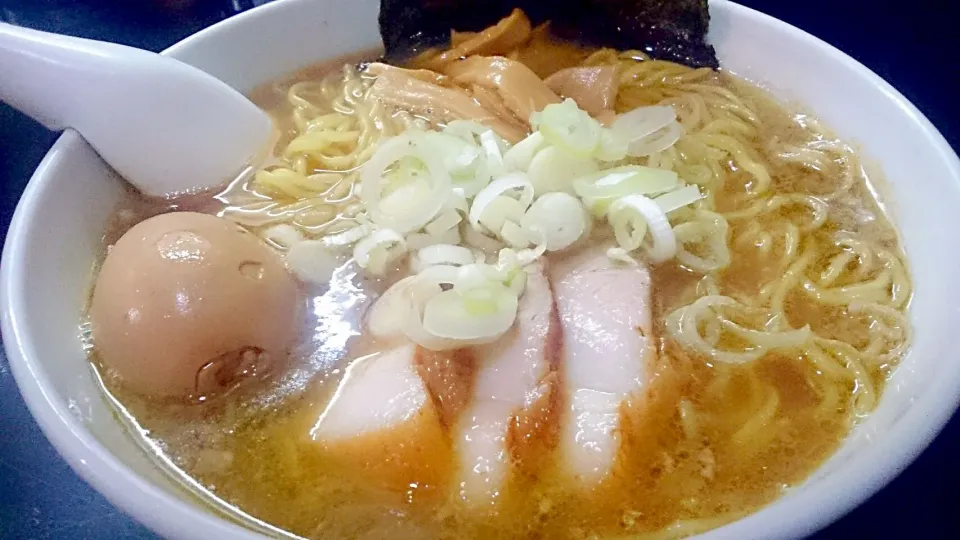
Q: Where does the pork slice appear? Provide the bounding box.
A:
[455,262,560,505]
[416,347,475,430]
[544,66,620,117]
[550,247,655,484]
[419,9,533,70]
[310,344,450,491]
[444,55,561,126]
[367,62,527,143]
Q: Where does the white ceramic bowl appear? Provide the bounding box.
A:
[3,0,960,538]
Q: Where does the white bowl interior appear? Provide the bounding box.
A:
[3,1,959,539]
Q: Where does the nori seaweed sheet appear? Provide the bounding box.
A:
[379,0,718,69]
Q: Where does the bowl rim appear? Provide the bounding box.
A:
[3,1,960,539]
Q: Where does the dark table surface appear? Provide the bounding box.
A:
[1,1,958,538]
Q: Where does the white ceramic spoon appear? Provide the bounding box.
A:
[0,22,273,197]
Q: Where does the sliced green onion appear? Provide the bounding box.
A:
[574,165,679,200]
[527,145,599,195]
[453,263,506,292]
[367,275,416,340]
[494,232,546,269]
[421,284,519,342]
[609,194,677,263]
[627,123,684,157]
[353,229,407,275]
[263,224,303,250]
[461,287,502,315]
[611,105,675,145]
[468,173,534,232]
[378,179,432,218]
[506,267,527,296]
[321,223,374,248]
[411,263,460,287]
[405,227,461,251]
[607,246,640,267]
[531,98,602,155]
[286,239,346,284]
[360,132,452,233]
[463,224,504,254]
[500,219,531,249]
[424,208,463,237]
[480,130,506,177]
[516,242,547,267]
[477,196,526,236]
[503,132,547,172]
[381,156,429,192]
[595,128,629,162]
[410,244,475,273]
[451,178,488,199]
[520,192,589,251]
[495,248,519,275]
[654,185,703,213]
[444,120,494,144]
[423,132,480,175]
[445,192,470,214]
[609,105,684,157]
[574,166,680,216]
[399,266,464,351]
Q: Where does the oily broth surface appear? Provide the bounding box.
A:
[88,63,903,539]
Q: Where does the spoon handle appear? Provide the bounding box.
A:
[0,22,273,196]
[0,22,101,130]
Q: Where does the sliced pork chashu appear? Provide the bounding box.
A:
[454,262,560,505]
[550,247,657,484]
[310,344,465,492]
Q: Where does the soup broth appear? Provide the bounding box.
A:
[86,30,909,540]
